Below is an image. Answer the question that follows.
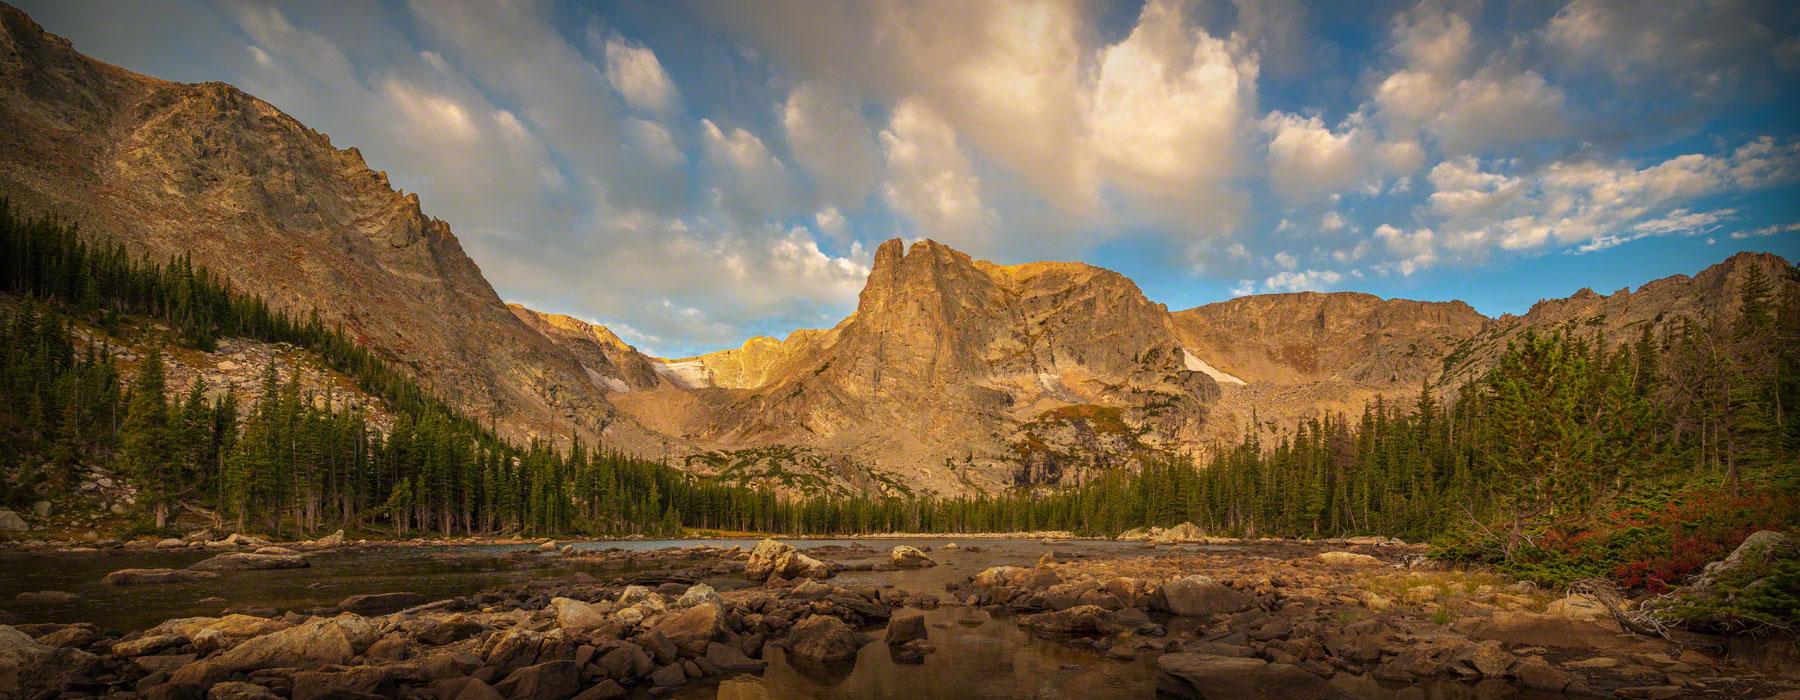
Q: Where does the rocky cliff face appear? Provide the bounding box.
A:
[0,4,669,452]
[602,239,1221,494]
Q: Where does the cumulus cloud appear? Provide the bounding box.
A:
[878,100,993,246]
[1420,136,1800,260]
[1373,3,1568,154]
[783,82,882,211]
[603,34,678,114]
[1544,0,1799,95]
[1264,269,1344,293]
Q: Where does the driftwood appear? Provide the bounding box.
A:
[1567,578,1678,640]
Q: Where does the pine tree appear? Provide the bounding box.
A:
[121,347,175,527]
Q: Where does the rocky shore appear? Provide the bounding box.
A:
[1,535,1795,699]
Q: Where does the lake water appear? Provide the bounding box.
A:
[0,538,1579,699]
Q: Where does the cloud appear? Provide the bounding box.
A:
[1373,3,1568,154]
[1320,210,1347,232]
[1263,269,1344,293]
[699,118,796,224]
[1544,0,1799,95]
[1373,224,1438,275]
[878,99,993,246]
[1732,222,1800,240]
[783,82,882,211]
[603,34,679,114]
[1422,136,1800,259]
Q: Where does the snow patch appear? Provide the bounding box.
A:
[1182,349,1246,385]
[584,365,631,393]
[653,360,713,389]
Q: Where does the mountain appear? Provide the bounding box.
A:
[0,3,671,453]
[2,3,1787,498]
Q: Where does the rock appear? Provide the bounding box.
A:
[745,539,832,581]
[704,642,765,672]
[113,633,188,657]
[208,682,281,700]
[36,626,96,649]
[890,545,936,568]
[1151,576,1253,616]
[549,597,609,632]
[492,659,579,700]
[211,616,365,671]
[188,552,309,571]
[675,583,724,610]
[28,501,50,518]
[1457,610,1617,649]
[973,566,1025,588]
[1450,640,1514,678]
[312,530,345,546]
[1617,687,1683,700]
[651,604,722,658]
[15,590,79,604]
[790,580,835,600]
[156,538,186,548]
[480,627,573,677]
[1403,585,1440,604]
[219,533,268,547]
[1150,522,1207,544]
[0,510,27,531]
[1511,656,1578,693]
[254,546,298,555]
[885,613,926,646]
[105,568,223,583]
[291,666,394,700]
[420,615,484,645]
[366,633,407,662]
[1021,605,1124,635]
[191,628,229,655]
[598,643,654,679]
[337,592,427,615]
[1316,552,1381,567]
[784,615,867,662]
[1545,594,1608,621]
[571,679,626,700]
[640,661,681,687]
[1156,653,1343,700]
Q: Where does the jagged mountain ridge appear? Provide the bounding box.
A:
[0,3,673,453]
[2,3,1788,497]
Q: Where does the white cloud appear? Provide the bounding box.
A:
[1422,137,1800,260]
[1230,279,1258,296]
[1273,251,1298,269]
[1373,4,1567,154]
[783,82,882,211]
[1320,211,1346,232]
[1732,222,1800,240]
[1264,269,1343,293]
[603,35,678,114]
[1372,224,1437,275]
[1544,0,1799,95]
[700,119,796,224]
[879,99,993,245]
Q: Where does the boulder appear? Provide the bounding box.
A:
[105,568,222,585]
[208,682,281,700]
[890,545,936,568]
[1021,605,1125,635]
[291,666,394,700]
[492,660,579,700]
[598,643,654,679]
[549,597,609,632]
[571,679,627,700]
[972,566,1024,588]
[1316,552,1381,568]
[650,604,722,658]
[156,538,186,548]
[704,642,765,672]
[1511,655,1582,693]
[219,533,269,547]
[537,540,558,553]
[648,663,687,687]
[187,552,309,571]
[479,628,573,677]
[1156,653,1343,700]
[885,613,926,646]
[745,539,832,581]
[312,530,345,546]
[0,625,52,693]
[14,591,79,604]
[28,502,50,518]
[1152,576,1254,616]
[1545,594,1608,621]
[675,583,724,610]
[1151,522,1206,543]
[210,617,366,671]
[337,592,427,615]
[1451,640,1515,678]
[783,615,867,662]
[0,510,26,531]
[113,633,188,657]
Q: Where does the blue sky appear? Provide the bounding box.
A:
[21,0,1800,357]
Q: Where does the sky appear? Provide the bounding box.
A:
[20,0,1800,358]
